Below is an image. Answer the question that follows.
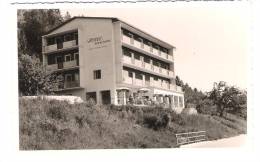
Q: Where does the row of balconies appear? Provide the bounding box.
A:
[43,40,77,53]
[46,60,78,73]
[122,35,173,62]
[123,55,174,78]
[123,70,183,93]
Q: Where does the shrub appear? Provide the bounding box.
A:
[47,106,67,121]
[170,111,185,125]
[143,113,170,130]
[196,99,217,115]
[85,98,96,107]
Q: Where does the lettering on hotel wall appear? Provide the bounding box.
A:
[87,36,111,50]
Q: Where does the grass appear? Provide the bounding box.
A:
[19,97,246,150]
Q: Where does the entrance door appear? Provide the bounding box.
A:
[56,56,63,69]
[101,90,111,105]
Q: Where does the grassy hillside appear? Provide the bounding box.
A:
[19,97,246,150]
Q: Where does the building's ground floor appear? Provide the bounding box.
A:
[56,83,185,113]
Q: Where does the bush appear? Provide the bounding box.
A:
[85,98,96,107]
[196,99,217,115]
[19,97,247,149]
[170,111,185,126]
[47,106,67,121]
[143,113,170,130]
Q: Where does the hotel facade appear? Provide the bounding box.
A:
[42,17,184,112]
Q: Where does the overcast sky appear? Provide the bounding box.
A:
[60,2,249,92]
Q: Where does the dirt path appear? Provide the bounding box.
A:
[181,134,246,148]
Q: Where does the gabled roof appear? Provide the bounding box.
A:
[44,16,175,49]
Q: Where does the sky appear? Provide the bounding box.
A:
[60,2,249,92]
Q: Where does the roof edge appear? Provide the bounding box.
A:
[43,16,175,49]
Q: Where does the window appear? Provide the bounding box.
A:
[174,96,179,107]
[93,70,101,80]
[145,75,150,81]
[138,38,144,48]
[135,73,143,80]
[148,42,153,52]
[64,33,73,41]
[65,74,73,82]
[47,55,56,65]
[47,37,55,45]
[74,53,79,66]
[75,73,79,81]
[86,92,97,104]
[123,48,132,57]
[161,63,169,70]
[179,96,184,107]
[74,33,78,45]
[154,76,158,81]
[144,57,150,63]
[134,53,140,60]
[153,61,159,67]
[161,48,168,54]
[71,53,75,61]
[65,54,71,62]
[129,33,134,44]
[128,71,133,78]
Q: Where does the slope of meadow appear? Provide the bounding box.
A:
[19,97,246,150]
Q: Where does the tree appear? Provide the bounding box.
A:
[17,9,64,58]
[208,81,243,117]
[63,11,71,21]
[175,75,206,108]
[175,75,184,87]
[17,9,68,96]
[18,54,63,95]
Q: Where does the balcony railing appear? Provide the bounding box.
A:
[123,55,174,78]
[64,81,80,89]
[134,59,142,68]
[46,60,78,72]
[123,76,133,84]
[122,35,173,62]
[135,78,143,86]
[43,40,77,53]
[122,71,182,92]
[170,84,183,93]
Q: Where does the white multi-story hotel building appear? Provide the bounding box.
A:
[42,17,184,112]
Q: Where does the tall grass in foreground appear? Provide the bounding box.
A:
[19,98,246,150]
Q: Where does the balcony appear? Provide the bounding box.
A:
[170,84,183,93]
[122,71,183,93]
[135,78,143,86]
[122,55,174,78]
[144,62,152,70]
[122,35,173,62]
[134,59,142,68]
[46,60,78,73]
[43,40,77,53]
[64,81,80,89]
[153,66,160,73]
[123,76,133,84]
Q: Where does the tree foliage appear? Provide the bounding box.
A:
[175,75,206,108]
[18,54,63,95]
[208,81,246,117]
[17,9,64,57]
[17,9,68,95]
[175,76,246,118]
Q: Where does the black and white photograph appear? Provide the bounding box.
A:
[1,0,259,161]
